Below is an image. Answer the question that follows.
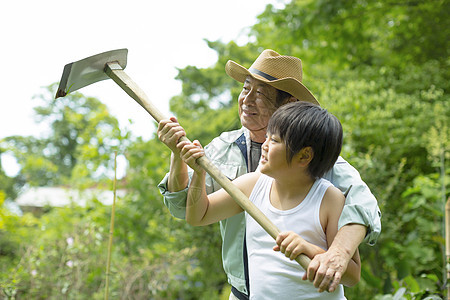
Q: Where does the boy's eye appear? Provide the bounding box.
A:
[270,136,280,143]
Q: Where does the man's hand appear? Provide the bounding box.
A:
[303,245,349,292]
[303,224,365,292]
[157,117,186,154]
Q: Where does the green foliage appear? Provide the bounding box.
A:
[122,136,227,295]
[2,83,128,189]
[162,1,449,298]
[1,0,449,298]
[253,0,450,68]
[0,147,19,201]
[0,194,226,299]
[1,86,227,299]
[305,59,448,299]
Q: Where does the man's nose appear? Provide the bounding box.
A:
[243,89,256,105]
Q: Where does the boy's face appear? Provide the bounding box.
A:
[259,132,290,176]
[238,76,278,142]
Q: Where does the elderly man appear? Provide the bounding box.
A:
[157,49,381,299]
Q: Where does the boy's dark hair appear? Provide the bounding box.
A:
[267,101,343,178]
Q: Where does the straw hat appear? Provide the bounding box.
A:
[225,49,319,105]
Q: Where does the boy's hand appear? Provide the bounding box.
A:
[274,231,308,261]
[157,117,186,154]
[178,140,205,174]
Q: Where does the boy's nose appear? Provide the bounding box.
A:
[262,138,269,150]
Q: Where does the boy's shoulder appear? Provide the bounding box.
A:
[234,171,263,197]
[321,180,345,209]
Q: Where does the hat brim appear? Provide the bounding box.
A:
[225,60,319,106]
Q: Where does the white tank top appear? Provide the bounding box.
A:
[246,174,346,299]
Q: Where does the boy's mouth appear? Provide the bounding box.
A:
[260,153,268,163]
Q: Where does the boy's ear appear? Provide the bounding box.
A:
[295,147,314,166]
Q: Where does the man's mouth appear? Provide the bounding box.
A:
[242,106,257,116]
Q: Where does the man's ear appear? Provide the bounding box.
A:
[287,96,298,104]
[281,96,298,106]
[295,147,314,166]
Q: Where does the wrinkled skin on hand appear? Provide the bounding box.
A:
[303,245,350,292]
[157,117,186,154]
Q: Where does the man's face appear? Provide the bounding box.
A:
[238,76,278,140]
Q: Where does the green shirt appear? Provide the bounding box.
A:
[158,127,381,295]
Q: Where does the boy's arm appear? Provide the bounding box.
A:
[180,140,246,226]
[186,168,208,225]
[275,185,361,289]
[314,186,361,290]
[275,227,362,290]
[186,170,246,226]
[274,232,326,260]
[311,157,381,292]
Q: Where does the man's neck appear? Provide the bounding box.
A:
[249,129,267,143]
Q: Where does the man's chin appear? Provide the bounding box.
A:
[241,120,265,132]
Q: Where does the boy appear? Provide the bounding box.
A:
[178,102,360,299]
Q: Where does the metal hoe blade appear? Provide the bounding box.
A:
[55,49,128,98]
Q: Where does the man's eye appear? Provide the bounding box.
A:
[257,90,272,101]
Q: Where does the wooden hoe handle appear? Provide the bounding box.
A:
[104,62,311,270]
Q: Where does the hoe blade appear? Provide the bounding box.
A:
[55,48,128,98]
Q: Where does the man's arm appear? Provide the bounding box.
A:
[157,117,190,193]
[307,224,365,292]
[331,157,382,245]
[158,172,189,219]
[156,117,191,218]
[167,152,189,192]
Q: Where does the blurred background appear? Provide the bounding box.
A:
[0,0,448,299]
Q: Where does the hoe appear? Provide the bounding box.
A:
[55,48,311,270]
